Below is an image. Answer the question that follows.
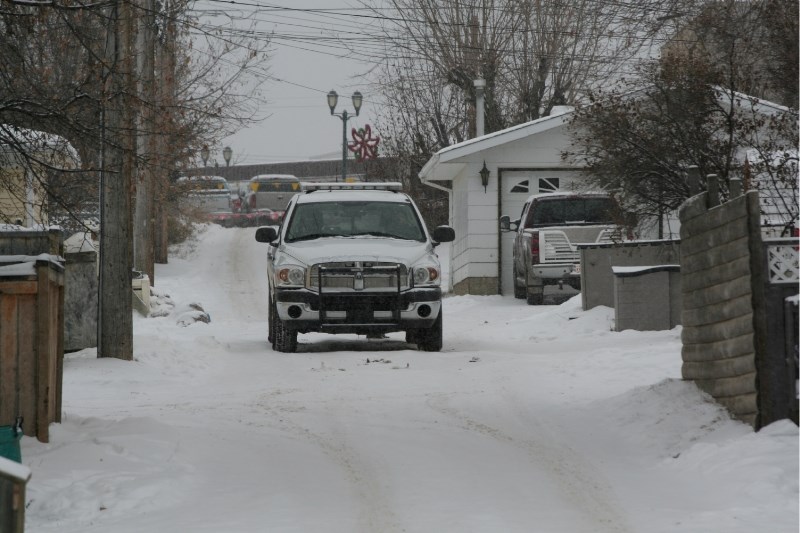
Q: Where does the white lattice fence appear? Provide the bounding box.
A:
[764,238,799,284]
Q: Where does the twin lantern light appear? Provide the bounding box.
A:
[327,90,363,116]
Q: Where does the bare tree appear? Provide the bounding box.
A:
[362,0,682,150]
[0,0,272,360]
[564,18,798,238]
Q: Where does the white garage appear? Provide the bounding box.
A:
[419,108,590,296]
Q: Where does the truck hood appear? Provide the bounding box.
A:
[278,237,435,267]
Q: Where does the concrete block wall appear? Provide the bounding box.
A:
[679,190,764,428]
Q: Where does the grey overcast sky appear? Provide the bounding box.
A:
[197,1,382,166]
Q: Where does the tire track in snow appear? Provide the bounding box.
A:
[252,390,406,533]
[426,392,633,533]
[220,227,268,322]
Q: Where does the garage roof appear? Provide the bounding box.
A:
[419,108,573,182]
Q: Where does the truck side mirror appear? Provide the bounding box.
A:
[499,215,511,231]
[255,226,278,243]
[432,225,455,243]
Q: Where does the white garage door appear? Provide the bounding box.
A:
[499,170,577,296]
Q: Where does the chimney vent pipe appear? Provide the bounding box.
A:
[474,79,486,138]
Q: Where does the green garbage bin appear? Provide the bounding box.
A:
[0,418,23,463]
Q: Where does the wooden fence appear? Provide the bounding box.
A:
[0,257,64,442]
[0,456,30,533]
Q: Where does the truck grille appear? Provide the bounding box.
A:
[309,262,408,292]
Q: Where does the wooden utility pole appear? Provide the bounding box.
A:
[134,0,156,281]
[98,0,134,360]
[154,0,176,264]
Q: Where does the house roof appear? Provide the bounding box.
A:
[0,124,80,164]
[419,107,573,182]
[418,87,794,184]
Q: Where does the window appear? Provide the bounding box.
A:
[252,179,301,193]
[286,202,425,242]
[510,180,529,193]
[538,177,560,192]
[526,197,615,228]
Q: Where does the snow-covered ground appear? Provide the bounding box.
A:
[21,224,798,533]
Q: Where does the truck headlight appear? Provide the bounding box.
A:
[412,265,440,287]
[276,265,306,287]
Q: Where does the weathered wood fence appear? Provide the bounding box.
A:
[0,456,30,533]
[679,176,798,429]
[0,257,64,442]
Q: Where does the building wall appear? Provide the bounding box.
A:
[0,166,39,225]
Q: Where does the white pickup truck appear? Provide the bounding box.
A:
[500,192,622,305]
[255,182,455,352]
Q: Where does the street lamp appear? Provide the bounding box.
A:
[222,146,233,167]
[200,145,210,167]
[327,90,363,182]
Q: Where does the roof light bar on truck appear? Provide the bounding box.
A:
[301,182,403,193]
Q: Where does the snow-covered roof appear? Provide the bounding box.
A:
[419,108,574,181]
[0,124,80,166]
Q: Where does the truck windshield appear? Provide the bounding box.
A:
[286,201,425,242]
[528,197,615,228]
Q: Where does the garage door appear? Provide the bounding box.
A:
[499,170,577,296]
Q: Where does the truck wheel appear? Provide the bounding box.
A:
[416,312,443,352]
[526,286,544,305]
[512,266,525,299]
[273,316,297,353]
[268,298,276,347]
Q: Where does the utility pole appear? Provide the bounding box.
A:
[98,0,134,360]
[134,0,156,282]
[154,0,176,264]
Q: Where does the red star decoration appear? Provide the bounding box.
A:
[348,124,380,162]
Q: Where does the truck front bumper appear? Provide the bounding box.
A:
[274,287,442,334]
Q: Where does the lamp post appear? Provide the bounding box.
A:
[200,145,210,167]
[327,90,363,182]
[222,146,232,167]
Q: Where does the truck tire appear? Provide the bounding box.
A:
[513,266,526,299]
[526,286,544,305]
[416,312,443,352]
[273,316,298,353]
[268,297,276,347]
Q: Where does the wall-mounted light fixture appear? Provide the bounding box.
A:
[479,161,490,192]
